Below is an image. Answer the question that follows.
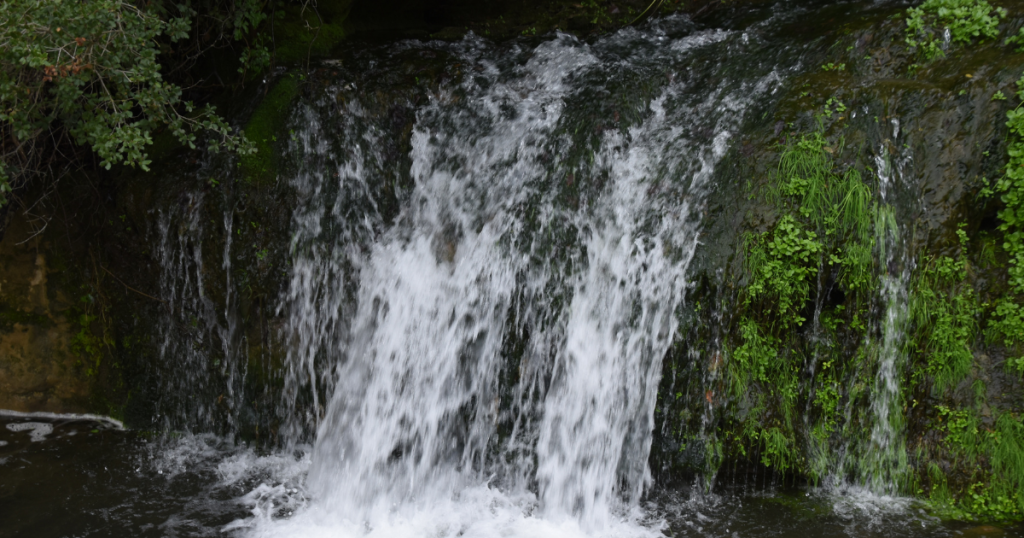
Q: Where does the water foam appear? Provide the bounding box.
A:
[5,422,54,442]
[0,409,124,429]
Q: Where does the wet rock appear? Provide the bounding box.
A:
[957,525,1005,537]
[0,213,91,414]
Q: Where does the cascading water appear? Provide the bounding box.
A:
[862,263,911,495]
[156,186,249,433]
[241,19,790,537]
[829,115,915,499]
[860,120,913,495]
[534,101,705,527]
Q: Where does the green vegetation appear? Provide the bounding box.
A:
[989,73,1024,377]
[905,0,1006,60]
[1005,26,1024,52]
[0,305,51,330]
[0,0,256,204]
[744,131,873,326]
[744,214,822,325]
[721,104,1024,520]
[724,124,885,483]
[239,74,300,183]
[909,226,980,393]
[896,2,1024,521]
[270,3,347,65]
[923,406,1024,522]
[997,77,1024,294]
[896,219,1022,520]
[700,2,1024,521]
[0,0,347,208]
[69,290,113,377]
[720,50,1024,512]
[898,58,1024,517]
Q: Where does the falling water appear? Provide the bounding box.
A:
[862,265,911,495]
[155,186,249,433]
[4,0,1018,534]
[859,118,912,495]
[231,18,794,537]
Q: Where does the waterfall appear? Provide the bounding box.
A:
[117,1,985,534]
[533,103,714,527]
[155,184,249,434]
[860,120,914,495]
[234,18,791,537]
[833,119,913,497]
[856,200,910,495]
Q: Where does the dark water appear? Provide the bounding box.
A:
[2,415,1021,538]
[0,415,257,538]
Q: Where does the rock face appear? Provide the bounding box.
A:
[0,213,92,413]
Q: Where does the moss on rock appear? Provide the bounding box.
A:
[271,1,350,64]
[240,75,301,185]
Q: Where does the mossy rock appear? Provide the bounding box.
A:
[239,74,302,185]
[272,1,350,65]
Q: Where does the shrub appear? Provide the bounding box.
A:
[0,0,255,205]
[905,0,1006,60]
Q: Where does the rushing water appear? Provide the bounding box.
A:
[259,19,774,537]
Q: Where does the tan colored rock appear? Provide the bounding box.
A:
[0,213,92,414]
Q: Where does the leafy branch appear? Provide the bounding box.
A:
[0,0,256,206]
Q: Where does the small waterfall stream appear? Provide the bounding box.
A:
[859,117,914,496]
[156,188,250,434]
[821,116,915,499]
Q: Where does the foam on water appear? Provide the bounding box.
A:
[829,485,913,521]
[0,409,124,429]
[6,422,54,442]
[244,486,663,538]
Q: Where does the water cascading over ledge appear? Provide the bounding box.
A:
[128,1,1024,534]
[260,22,790,534]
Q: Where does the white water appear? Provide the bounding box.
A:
[5,421,54,442]
[155,182,250,433]
[534,112,724,528]
[0,409,124,429]
[860,125,912,495]
[820,118,914,497]
[862,269,910,494]
[231,24,787,538]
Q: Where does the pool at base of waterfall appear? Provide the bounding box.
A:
[1,416,1018,538]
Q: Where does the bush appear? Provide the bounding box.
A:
[905,0,1006,60]
[0,0,256,206]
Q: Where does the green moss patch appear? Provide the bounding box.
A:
[272,4,347,65]
[0,305,52,331]
[239,75,301,184]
